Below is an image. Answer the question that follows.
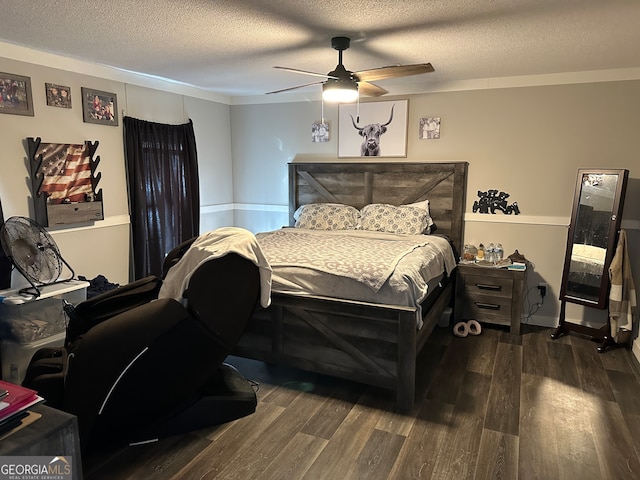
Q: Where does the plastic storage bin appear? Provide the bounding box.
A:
[0,280,88,384]
[1,331,65,384]
[0,280,88,344]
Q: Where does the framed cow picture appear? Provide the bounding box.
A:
[338,99,408,158]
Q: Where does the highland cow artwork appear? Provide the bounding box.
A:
[338,100,408,158]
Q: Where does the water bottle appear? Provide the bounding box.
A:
[495,243,503,262]
[487,243,495,263]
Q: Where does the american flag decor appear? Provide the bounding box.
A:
[36,143,93,204]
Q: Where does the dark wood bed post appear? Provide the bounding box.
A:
[397,310,417,410]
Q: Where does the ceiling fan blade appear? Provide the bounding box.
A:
[274,66,337,79]
[270,38,433,98]
[358,81,388,97]
[356,63,434,82]
[266,80,324,95]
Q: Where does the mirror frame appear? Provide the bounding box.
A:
[559,168,628,309]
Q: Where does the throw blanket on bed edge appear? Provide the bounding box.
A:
[608,229,637,344]
[257,229,431,292]
[158,227,273,308]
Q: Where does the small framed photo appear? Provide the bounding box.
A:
[81,87,118,126]
[419,117,441,139]
[0,72,34,116]
[312,121,330,142]
[45,83,72,108]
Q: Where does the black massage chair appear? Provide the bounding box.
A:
[22,237,261,454]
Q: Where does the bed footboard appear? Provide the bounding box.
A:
[233,279,453,411]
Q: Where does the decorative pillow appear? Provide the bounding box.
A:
[293,203,360,230]
[405,199,435,232]
[360,203,430,235]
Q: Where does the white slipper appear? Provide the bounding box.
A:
[467,319,482,335]
[453,321,469,337]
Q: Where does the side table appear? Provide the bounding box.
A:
[0,404,83,479]
[454,263,525,334]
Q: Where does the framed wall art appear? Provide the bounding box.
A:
[419,117,441,139]
[81,87,118,126]
[0,72,34,116]
[312,121,330,142]
[27,137,104,226]
[338,99,408,158]
[45,83,72,108]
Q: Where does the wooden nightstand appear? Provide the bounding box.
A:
[454,263,525,334]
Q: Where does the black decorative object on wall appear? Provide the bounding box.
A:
[27,137,104,227]
[472,189,520,215]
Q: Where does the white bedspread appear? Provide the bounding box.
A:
[256,228,457,327]
[258,229,431,291]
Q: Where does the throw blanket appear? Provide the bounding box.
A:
[608,229,637,344]
[257,229,429,292]
[158,227,272,308]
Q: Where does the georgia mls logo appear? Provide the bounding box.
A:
[49,456,71,474]
[0,455,72,479]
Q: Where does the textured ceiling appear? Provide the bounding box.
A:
[1,0,640,98]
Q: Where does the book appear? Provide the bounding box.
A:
[0,409,29,436]
[0,411,42,441]
[507,262,527,271]
[0,380,43,422]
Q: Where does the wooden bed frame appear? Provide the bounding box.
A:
[233,162,468,410]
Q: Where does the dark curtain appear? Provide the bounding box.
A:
[0,198,12,289]
[123,116,200,280]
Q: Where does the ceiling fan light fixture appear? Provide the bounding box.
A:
[322,80,359,103]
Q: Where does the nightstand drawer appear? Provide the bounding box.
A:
[463,274,514,299]
[462,295,512,326]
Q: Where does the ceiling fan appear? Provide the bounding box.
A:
[267,36,434,102]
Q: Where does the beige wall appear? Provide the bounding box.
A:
[0,54,234,285]
[230,82,640,358]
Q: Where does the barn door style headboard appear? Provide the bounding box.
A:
[288,162,468,254]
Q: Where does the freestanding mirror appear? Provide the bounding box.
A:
[552,168,628,350]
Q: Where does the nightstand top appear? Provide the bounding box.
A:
[457,261,526,272]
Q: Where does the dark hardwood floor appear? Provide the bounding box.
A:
[83,325,640,479]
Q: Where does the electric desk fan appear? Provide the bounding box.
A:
[0,216,75,298]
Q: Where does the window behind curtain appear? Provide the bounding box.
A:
[123,117,200,280]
